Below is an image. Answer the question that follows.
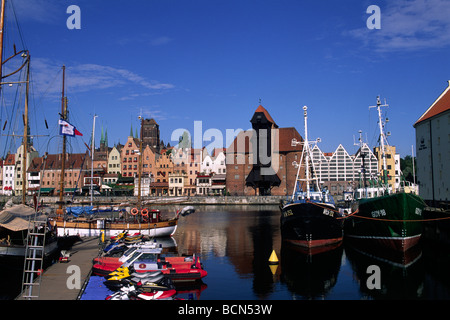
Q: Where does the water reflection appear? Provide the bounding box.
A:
[280,243,343,299]
[2,206,450,300]
[173,207,282,299]
[345,244,425,299]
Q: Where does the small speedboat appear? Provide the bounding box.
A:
[179,206,195,217]
[93,248,207,281]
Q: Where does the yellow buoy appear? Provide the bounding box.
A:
[268,250,279,264]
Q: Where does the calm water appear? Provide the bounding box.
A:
[167,206,450,300]
[3,206,450,300]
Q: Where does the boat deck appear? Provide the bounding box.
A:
[16,237,102,300]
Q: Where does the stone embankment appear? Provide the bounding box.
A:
[0,195,287,207]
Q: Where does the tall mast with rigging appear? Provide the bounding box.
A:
[0,0,6,88]
[137,116,143,211]
[21,52,30,204]
[59,66,67,210]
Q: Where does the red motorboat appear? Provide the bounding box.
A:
[92,248,207,281]
[132,255,207,281]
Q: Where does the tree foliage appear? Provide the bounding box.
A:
[400,155,416,183]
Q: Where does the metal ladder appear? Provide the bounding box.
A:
[21,216,48,300]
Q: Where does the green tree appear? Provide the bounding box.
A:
[400,155,416,183]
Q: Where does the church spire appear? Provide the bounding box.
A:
[100,125,105,145]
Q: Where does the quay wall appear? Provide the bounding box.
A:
[0,195,287,207]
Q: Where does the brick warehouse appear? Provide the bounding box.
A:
[226,105,305,196]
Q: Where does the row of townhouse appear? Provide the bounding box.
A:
[0,111,402,198]
[0,132,228,197]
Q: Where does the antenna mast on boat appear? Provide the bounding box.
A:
[290,106,322,201]
[303,106,311,199]
[369,96,389,187]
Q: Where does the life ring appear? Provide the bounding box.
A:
[131,208,138,215]
[141,208,149,217]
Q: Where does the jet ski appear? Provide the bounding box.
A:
[104,270,174,292]
[105,284,177,300]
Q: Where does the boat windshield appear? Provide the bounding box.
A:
[137,253,158,262]
[119,247,138,262]
[126,250,143,263]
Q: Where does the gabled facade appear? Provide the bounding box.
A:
[121,136,140,178]
[107,146,121,174]
[14,144,39,196]
[3,154,15,195]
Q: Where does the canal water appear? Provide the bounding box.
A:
[2,205,450,300]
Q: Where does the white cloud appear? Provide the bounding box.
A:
[30,58,175,96]
[150,36,172,46]
[349,0,450,52]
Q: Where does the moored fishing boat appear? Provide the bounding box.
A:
[344,97,426,252]
[280,106,344,253]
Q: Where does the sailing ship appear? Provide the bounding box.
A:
[280,106,344,253]
[0,0,58,259]
[51,89,190,237]
[344,97,426,252]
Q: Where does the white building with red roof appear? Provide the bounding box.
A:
[413,80,450,205]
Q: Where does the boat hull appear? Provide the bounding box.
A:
[0,240,58,258]
[53,219,178,238]
[280,202,344,252]
[344,192,425,252]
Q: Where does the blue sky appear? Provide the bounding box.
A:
[1,0,449,157]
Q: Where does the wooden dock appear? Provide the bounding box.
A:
[16,236,102,300]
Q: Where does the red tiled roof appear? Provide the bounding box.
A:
[414,81,450,126]
[254,105,278,128]
[4,153,15,165]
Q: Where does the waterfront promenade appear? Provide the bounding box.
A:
[16,237,102,300]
